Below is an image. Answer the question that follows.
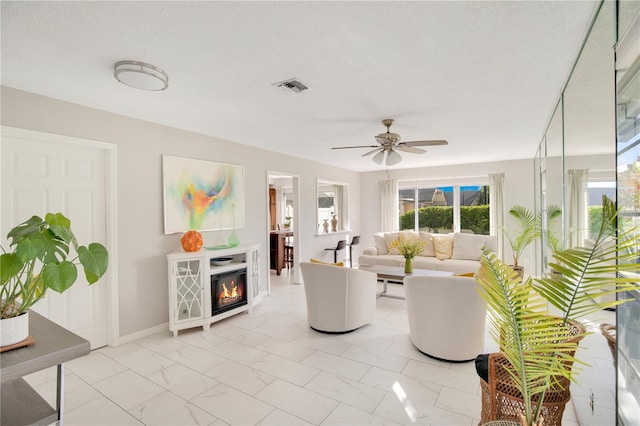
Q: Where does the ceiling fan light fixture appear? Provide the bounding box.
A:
[372,150,386,164]
[386,149,402,166]
[114,60,169,91]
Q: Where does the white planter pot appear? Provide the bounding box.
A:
[1,311,29,347]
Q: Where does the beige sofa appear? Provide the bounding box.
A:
[359,230,497,274]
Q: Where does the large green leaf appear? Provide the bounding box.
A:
[0,253,24,285]
[6,215,45,246]
[39,229,70,264]
[78,243,109,284]
[42,261,77,293]
[45,212,75,245]
[14,234,47,263]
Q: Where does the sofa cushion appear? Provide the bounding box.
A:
[438,259,481,274]
[452,233,497,261]
[432,233,454,260]
[412,256,442,270]
[374,232,389,255]
[418,232,436,257]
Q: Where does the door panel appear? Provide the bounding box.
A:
[1,134,109,348]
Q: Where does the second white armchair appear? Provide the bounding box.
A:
[404,274,487,362]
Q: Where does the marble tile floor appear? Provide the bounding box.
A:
[25,271,615,426]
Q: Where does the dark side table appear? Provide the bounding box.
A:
[1,310,90,425]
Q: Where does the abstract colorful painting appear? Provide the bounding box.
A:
[163,155,244,234]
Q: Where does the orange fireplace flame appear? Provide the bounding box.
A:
[219,279,242,302]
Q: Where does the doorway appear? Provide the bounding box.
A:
[266,171,300,287]
[1,126,117,349]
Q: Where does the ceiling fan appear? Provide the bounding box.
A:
[332,119,448,166]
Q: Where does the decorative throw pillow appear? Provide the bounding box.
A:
[399,230,419,241]
[383,232,400,254]
[483,235,498,253]
[418,232,436,257]
[374,232,389,255]
[452,233,487,261]
[432,233,454,260]
[451,233,498,261]
[310,258,344,267]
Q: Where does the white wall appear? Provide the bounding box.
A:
[0,86,360,340]
[359,158,536,267]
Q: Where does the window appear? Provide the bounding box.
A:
[399,185,490,235]
[587,181,616,239]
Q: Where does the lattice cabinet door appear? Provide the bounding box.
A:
[168,254,205,336]
[249,246,260,300]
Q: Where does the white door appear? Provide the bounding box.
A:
[1,129,110,348]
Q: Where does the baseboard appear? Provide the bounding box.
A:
[115,322,170,346]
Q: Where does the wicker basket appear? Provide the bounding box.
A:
[480,319,586,426]
[600,323,616,359]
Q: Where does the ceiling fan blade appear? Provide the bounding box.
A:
[395,145,426,154]
[401,140,448,147]
[372,150,386,164]
[386,149,402,166]
[375,136,390,145]
[362,148,381,157]
[332,145,379,150]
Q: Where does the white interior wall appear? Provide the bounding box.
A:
[1,86,360,340]
[3,85,610,341]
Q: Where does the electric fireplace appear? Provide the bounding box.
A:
[211,269,247,315]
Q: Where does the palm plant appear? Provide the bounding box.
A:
[536,196,640,320]
[506,205,562,269]
[505,205,537,269]
[477,196,640,426]
[541,205,562,254]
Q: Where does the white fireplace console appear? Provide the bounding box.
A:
[167,243,260,336]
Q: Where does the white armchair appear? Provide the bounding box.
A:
[300,262,377,333]
[404,275,487,361]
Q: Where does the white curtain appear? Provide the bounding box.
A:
[379,178,398,232]
[489,173,505,259]
[567,169,589,248]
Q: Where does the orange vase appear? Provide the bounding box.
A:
[181,230,203,252]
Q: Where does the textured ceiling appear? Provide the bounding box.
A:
[1,1,599,172]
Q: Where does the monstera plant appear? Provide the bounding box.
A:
[0,213,108,346]
[477,196,640,426]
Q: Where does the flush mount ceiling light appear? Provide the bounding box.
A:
[114,60,169,91]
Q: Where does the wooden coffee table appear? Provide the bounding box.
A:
[359,265,453,299]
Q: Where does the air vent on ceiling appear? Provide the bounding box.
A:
[273,78,309,94]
